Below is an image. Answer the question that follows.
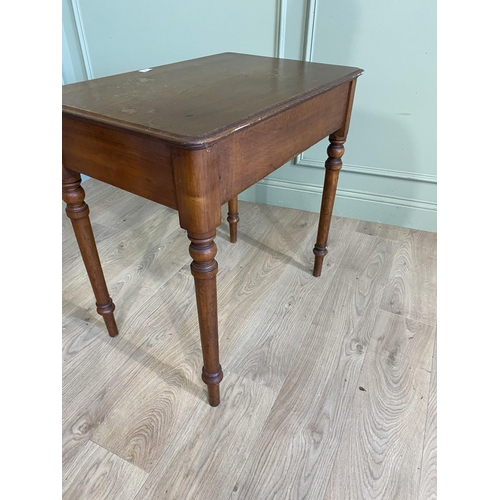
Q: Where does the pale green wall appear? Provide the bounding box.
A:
[62,0,436,231]
[64,0,279,79]
[242,0,437,231]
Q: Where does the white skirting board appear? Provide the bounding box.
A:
[239,177,437,232]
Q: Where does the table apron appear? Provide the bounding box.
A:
[217,81,351,203]
[62,116,178,210]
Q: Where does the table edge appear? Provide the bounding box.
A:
[62,69,363,150]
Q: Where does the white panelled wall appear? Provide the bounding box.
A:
[62,0,436,231]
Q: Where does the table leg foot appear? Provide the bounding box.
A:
[63,166,119,337]
[313,135,345,277]
[227,197,239,243]
[98,300,119,337]
[189,232,223,406]
[313,245,328,277]
[203,367,223,406]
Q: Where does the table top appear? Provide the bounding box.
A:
[62,52,362,149]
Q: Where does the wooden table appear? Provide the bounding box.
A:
[62,52,363,406]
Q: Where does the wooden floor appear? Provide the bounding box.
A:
[62,179,437,500]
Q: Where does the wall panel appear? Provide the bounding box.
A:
[242,0,437,231]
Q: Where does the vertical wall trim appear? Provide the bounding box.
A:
[276,0,288,58]
[62,25,76,85]
[70,0,93,79]
[303,0,318,61]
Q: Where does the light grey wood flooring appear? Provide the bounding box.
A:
[62,179,437,500]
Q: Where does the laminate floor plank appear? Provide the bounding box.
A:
[62,440,148,500]
[217,201,273,272]
[79,177,122,205]
[63,222,122,269]
[356,219,410,242]
[380,229,437,326]
[62,313,133,420]
[418,339,437,500]
[90,353,203,473]
[134,372,277,500]
[64,227,191,329]
[82,180,161,231]
[62,315,123,468]
[63,202,179,303]
[62,267,201,472]
[324,311,435,499]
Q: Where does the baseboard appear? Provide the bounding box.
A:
[239,177,437,232]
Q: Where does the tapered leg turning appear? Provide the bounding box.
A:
[227,197,239,243]
[62,166,119,337]
[313,134,346,277]
[189,233,223,406]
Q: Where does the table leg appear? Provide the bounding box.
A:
[227,196,239,243]
[62,166,119,337]
[313,133,346,277]
[188,232,223,406]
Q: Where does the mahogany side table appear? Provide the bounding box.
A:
[62,52,363,406]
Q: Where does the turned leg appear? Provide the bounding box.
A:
[313,134,346,277]
[62,166,119,337]
[188,233,223,406]
[227,197,239,243]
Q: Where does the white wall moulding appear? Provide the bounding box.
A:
[295,154,437,184]
[303,0,318,61]
[276,0,288,58]
[62,0,88,83]
[70,0,94,79]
